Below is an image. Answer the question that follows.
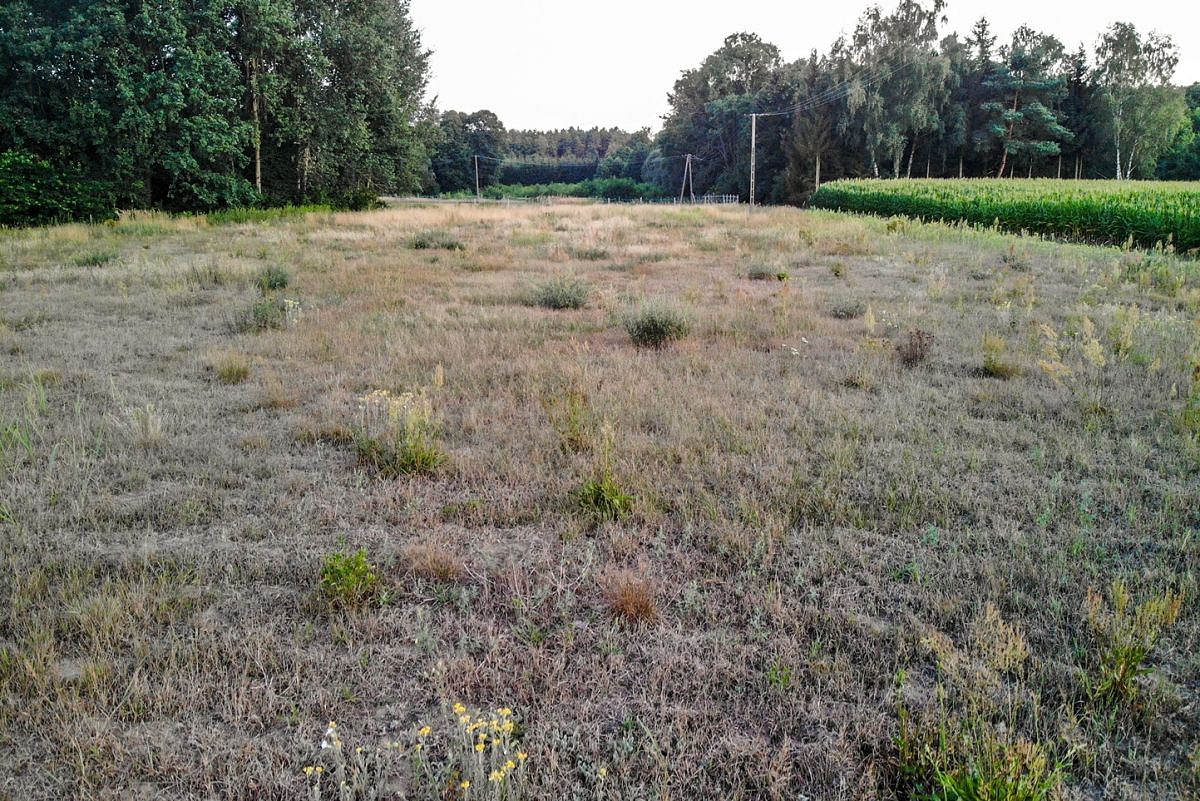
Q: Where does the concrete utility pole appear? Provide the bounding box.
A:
[474,156,481,201]
[749,114,757,212]
[678,154,696,203]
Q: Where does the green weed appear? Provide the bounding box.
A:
[354,388,446,478]
[256,264,291,292]
[320,549,379,608]
[1084,580,1183,709]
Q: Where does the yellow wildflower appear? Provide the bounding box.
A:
[598,767,608,779]
[453,703,467,715]
[498,707,512,716]
[517,752,528,761]
[475,743,485,752]
[303,766,315,777]
[505,760,516,770]
[460,780,470,789]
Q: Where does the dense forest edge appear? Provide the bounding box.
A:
[2,0,1199,226]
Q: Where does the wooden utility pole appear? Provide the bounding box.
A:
[749,114,757,211]
[474,156,481,201]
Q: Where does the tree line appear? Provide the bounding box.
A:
[653,7,1198,203]
[2,0,1198,224]
[1,0,431,222]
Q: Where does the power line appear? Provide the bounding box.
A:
[747,58,911,207]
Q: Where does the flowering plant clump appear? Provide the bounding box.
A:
[303,720,404,801]
[303,704,529,801]
[449,703,529,798]
[353,377,446,477]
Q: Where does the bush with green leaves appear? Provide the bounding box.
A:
[329,190,383,212]
[624,301,691,349]
[531,276,591,309]
[320,549,379,608]
[0,150,116,226]
[256,265,291,292]
[233,296,298,332]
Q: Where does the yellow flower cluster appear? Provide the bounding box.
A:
[451,703,529,794]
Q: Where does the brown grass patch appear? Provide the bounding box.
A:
[402,541,465,583]
[602,568,658,624]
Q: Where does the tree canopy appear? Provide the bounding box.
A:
[1,0,1195,223]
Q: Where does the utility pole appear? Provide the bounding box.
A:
[748,114,757,212]
[678,154,696,203]
[474,156,481,202]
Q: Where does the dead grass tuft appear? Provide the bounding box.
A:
[402,541,465,583]
[603,568,658,624]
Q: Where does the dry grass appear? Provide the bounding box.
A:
[402,541,465,583]
[602,568,659,624]
[0,201,1198,800]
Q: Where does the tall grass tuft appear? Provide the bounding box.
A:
[530,275,590,309]
[624,301,690,349]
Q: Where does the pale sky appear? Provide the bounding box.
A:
[409,0,1199,132]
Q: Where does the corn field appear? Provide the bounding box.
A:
[810,179,1200,252]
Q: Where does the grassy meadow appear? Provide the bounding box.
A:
[1,202,1199,800]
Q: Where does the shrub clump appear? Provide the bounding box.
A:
[830,300,866,319]
[1084,580,1183,709]
[234,296,296,332]
[320,548,379,608]
[624,301,691,349]
[71,249,119,268]
[256,264,291,292]
[0,149,116,226]
[409,230,465,251]
[574,421,632,522]
[531,275,591,310]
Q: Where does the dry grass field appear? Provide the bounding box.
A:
[1,202,1198,800]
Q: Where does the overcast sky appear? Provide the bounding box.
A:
[409,0,1199,132]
